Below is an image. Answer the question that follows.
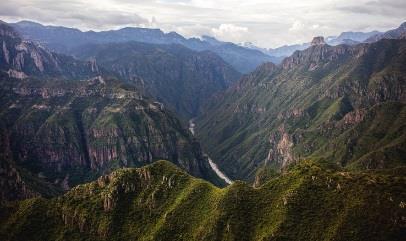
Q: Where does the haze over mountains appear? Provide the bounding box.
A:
[9,20,403,71]
[0,16,405,241]
[10,20,276,74]
[0,21,225,201]
[242,30,386,58]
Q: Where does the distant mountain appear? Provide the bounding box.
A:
[264,30,381,58]
[0,21,99,80]
[267,43,310,58]
[0,22,224,200]
[1,160,404,241]
[72,42,241,119]
[327,31,381,45]
[10,20,276,73]
[365,22,406,42]
[196,37,406,181]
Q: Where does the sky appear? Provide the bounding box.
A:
[0,0,405,48]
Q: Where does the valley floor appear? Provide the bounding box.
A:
[189,119,233,184]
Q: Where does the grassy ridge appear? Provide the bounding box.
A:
[1,160,404,241]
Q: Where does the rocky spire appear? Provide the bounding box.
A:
[311,36,326,46]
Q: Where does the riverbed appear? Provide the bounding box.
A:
[189,119,232,185]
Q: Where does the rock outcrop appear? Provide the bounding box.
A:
[72,41,241,118]
[0,77,221,199]
[196,37,406,180]
[311,36,326,46]
[0,21,99,80]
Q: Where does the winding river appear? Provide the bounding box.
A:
[189,119,233,185]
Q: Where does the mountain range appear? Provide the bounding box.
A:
[196,36,406,180]
[71,41,241,119]
[0,18,405,241]
[243,24,405,59]
[10,21,277,74]
[0,21,224,201]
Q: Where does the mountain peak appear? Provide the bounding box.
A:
[15,20,44,28]
[311,36,326,46]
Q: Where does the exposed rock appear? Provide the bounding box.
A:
[0,21,99,80]
[340,109,367,126]
[197,37,406,180]
[311,36,326,46]
[0,158,41,201]
[72,41,241,118]
[2,40,9,64]
[7,69,27,79]
[266,126,295,168]
[0,77,221,196]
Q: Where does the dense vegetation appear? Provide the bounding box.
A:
[196,38,406,181]
[0,77,224,199]
[73,42,241,119]
[0,22,224,200]
[1,160,404,241]
[1,19,405,241]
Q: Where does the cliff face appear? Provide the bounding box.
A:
[0,77,222,198]
[0,21,99,80]
[196,38,406,180]
[0,22,224,201]
[11,20,276,74]
[72,42,241,119]
[0,160,404,241]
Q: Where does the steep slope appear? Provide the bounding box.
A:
[0,23,225,200]
[72,42,241,119]
[366,22,406,43]
[11,20,275,73]
[0,21,99,80]
[196,37,406,180]
[0,157,62,201]
[0,160,404,241]
[0,76,224,200]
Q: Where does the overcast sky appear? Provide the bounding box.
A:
[1,0,405,48]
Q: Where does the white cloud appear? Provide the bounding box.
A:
[289,21,305,32]
[0,0,405,48]
[211,24,248,42]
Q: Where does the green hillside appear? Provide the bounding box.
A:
[1,160,404,241]
[0,77,224,200]
[196,38,406,181]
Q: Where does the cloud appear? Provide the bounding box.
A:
[0,0,149,30]
[0,0,405,48]
[211,24,248,42]
[289,21,305,32]
[338,0,406,17]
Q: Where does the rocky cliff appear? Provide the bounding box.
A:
[0,77,224,200]
[196,37,406,181]
[0,21,99,80]
[72,42,241,119]
[0,22,224,200]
